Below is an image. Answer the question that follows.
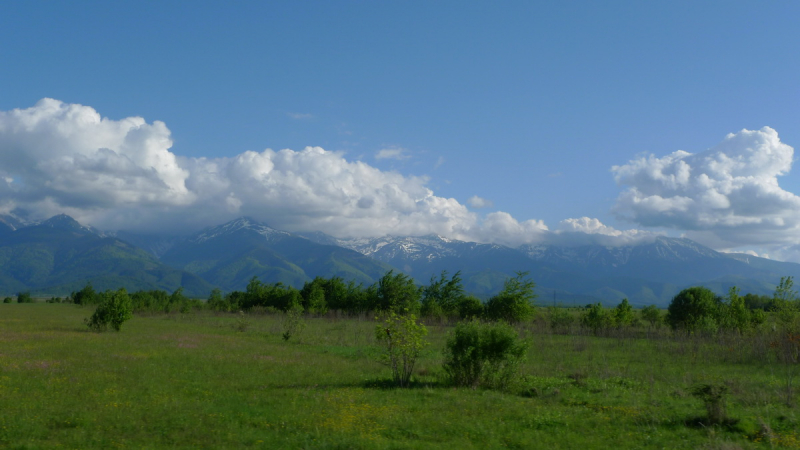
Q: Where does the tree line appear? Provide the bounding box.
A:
[16,271,800,336]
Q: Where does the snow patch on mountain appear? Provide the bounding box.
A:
[189,217,290,244]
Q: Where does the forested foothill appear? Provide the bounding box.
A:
[2,271,800,448]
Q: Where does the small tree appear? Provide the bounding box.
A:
[3,297,12,303]
[421,271,465,318]
[374,270,421,313]
[207,288,226,311]
[484,271,536,323]
[16,291,33,303]
[612,298,635,328]
[300,279,328,315]
[640,305,663,328]
[718,286,753,333]
[667,286,720,331]
[374,310,428,387]
[72,283,97,305]
[282,303,306,341]
[86,288,133,332]
[774,277,799,329]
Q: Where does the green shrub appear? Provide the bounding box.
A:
[300,278,329,315]
[207,288,227,312]
[547,306,574,331]
[86,289,133,332]
[581,303,611,334]
[374,310,428,387]
[457,295,484,319]
[282,304,306,341]
[443,320,527,390]
[72,283,98,305]
[690,383,729,425]
[3,297,12,303]
[612,298,635,327]
[16,291,33,303]
[233,311,249,332]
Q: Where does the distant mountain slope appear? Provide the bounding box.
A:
[305,232,800,306]
[10,214,800,306]
[724,252,800,279]
[160,217,395,291]
[0,215,214,297]
[519,237,772,286]
[113,231,184,258]
[301,233,596,297]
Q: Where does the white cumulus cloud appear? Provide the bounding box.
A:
[611,127,800,258]
[0,99,577,248]
[551,217,659,246]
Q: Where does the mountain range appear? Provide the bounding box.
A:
[2,214,799,306]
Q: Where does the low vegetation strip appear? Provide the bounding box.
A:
[1,300,800,449]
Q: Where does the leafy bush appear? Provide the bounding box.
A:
[85,289,133,332]
[667,287,720,331]
[581,303,611,334]
[71,283,98,305]
[233,311,249,332]
[2,297,11,303]
[443,320,527,390]
[484,272,536,323]
[690,383,729,425]
[374,310,428,387]
[282,304,306,341]
[16,291,33,303]
[547,306,574,332]
[207,288,227,312]
[612,298,635,327]
[718,286,757,333]
[457,295,485,319]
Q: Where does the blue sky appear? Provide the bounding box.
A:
[2,1,800,259]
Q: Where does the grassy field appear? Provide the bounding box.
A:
[1,304,799,449]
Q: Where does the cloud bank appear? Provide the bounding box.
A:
[612,127,800,257]
[1,99,597,247]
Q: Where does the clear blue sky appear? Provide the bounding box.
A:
[1,1,799,258]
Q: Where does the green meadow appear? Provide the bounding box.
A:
[1,303,799,449]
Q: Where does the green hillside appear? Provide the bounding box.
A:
[0,216,214,297]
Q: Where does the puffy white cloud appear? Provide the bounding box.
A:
[551,217,659,247]
[612,127,800,250]
[467,195,493,209]
[469,212,549,246]
[375,147,410,160]
[0,99,568,247]
[0,99,193,219]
